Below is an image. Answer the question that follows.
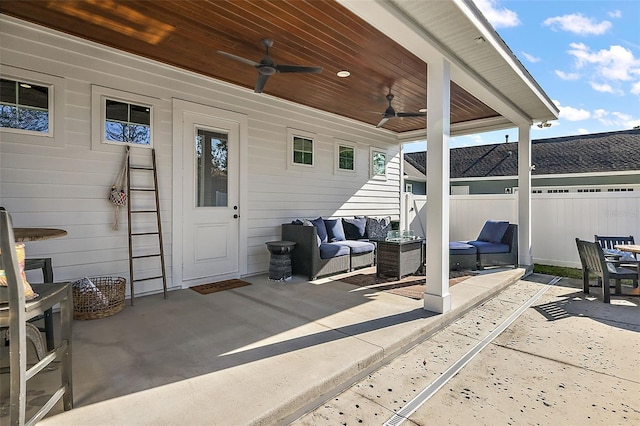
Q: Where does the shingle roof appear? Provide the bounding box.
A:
[405,129,640,178]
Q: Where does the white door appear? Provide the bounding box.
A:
[182,111,239,284]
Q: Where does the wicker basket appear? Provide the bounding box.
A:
[72,276,126,320]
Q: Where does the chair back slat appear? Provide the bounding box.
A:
[0,209,27,305]
[594,235,635,250]
[576,238,606,277]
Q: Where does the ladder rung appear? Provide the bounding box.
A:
[131,210,158,213]
[130,188,156,191]
[132,232,159,236]
[132,253,162,259]
[130,165,154,170]
[132,275,164,283]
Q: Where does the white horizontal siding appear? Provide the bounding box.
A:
[1,16,401,291]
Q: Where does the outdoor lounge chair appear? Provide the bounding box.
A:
[575,238,638,303]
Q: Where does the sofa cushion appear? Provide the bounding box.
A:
[342,217,367,240]
[477,220,509,244]
[319,243,350,259]
[449,241,477,255]
[311,217,328,243]
[324,218,346,242]
[366,216,391,241]
[468,240,510,254]
[333,240,375,254]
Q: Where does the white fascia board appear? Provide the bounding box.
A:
[455,0,559,120]
[338,0,532,128]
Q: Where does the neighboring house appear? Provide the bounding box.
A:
[405,129,640,195]
[0,1,557,306]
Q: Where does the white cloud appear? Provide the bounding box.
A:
[553,100,591,121]
[589,81,621,94]
[568,43,638,80]
[577,128,589,134]
[543,13,611,35]
[608,10,622,19]
[590,109,638,128]
[521,52,540,63]
[474,0,520,28]
[631,81,640,95]
[555,70,580,80]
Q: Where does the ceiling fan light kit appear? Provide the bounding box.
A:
[217,38,323,93]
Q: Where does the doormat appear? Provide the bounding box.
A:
[190,279,251,295]
[339,270,476,300]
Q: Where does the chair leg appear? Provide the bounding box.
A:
[582,269,590,294]
[602,277,611,304]
[60,285,74,411]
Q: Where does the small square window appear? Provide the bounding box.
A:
[287,128,315,169]
[104,99,151,145]
[370,148,386,178]
[0,78,50,133]
[334,139,356,174]
[405,183,413,193]
[293,136,313,165]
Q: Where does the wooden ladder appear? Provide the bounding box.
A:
[126,147,167,305]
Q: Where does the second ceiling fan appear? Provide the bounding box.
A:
[217,38,323,93]
[374,92,426,128]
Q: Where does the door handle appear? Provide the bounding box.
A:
[234,214,239,219]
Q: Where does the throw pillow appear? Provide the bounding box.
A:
[0,243,37,300]
[324,218,346,242]
[310,217,328,243]
[343,217,367,240]
[477,221,509,244]
[366,216,391,241]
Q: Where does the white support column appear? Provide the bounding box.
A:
[424,58,451,314]
[517,125,533,273]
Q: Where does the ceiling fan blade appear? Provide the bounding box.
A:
[254,73,269,93]
[396,112,427,117]
[275,64,323,73]
[216,50,260,67]
[376,117,390,128]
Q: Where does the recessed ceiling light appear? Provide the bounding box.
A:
[419,108,427,113]
[337,70,350,78]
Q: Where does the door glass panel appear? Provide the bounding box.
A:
[196,127,228,207]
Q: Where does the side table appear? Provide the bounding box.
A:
[265,241,296,281]
[375,238,424,280]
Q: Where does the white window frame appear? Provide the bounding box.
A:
[91,85,158,151]
[405,183,413,193]
[287,127,315,169]
[0,65,65,147]
[370,147,387,179]
[334,139,356,174]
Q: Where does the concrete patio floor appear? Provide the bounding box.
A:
[1,267,524,425]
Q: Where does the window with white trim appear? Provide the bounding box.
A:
[0,66,65,147]
[370,147,386,178]
[104,99,151,145]
[0,78,50,133]
[334,139,356,173]
[91,85,158,150]
[287,128,315,169]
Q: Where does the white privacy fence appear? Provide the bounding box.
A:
[405,191,640,268]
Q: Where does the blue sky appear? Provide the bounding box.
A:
[404,0,640,152]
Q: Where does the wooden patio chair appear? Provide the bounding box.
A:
[575,238,638,303]
[0,209,73,425]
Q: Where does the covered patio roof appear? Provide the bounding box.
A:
[0,0,558,135]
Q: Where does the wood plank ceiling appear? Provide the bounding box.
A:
[0,0,500,133]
